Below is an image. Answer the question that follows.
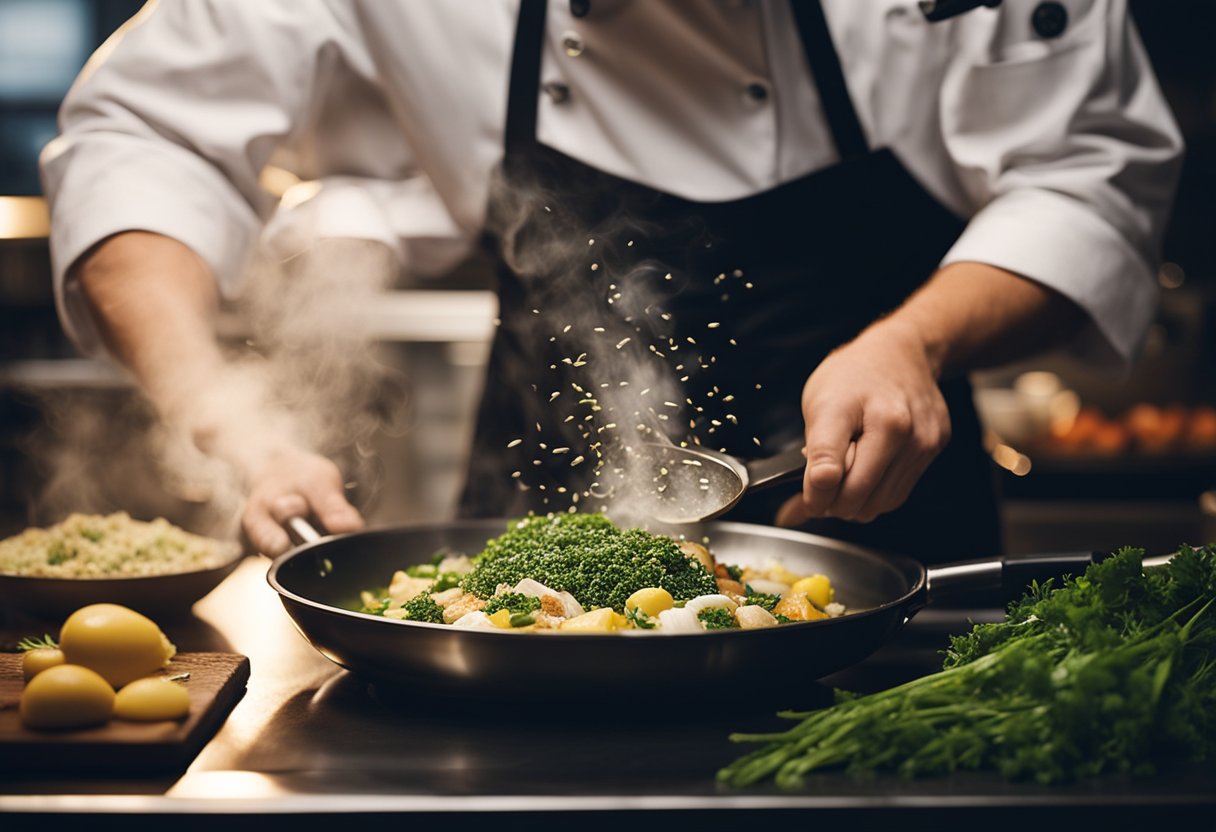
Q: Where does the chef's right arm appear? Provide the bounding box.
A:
[41,2,372,555]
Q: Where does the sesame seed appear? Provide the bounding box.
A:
[563,324,572,333]
[553,447,570,454]
[588,238,595,245]
[707,322,721,329]
[507,438,522,448]
[616,338,631,349]
[664,273,672,281]
[591,263,599,271]
[571,455,585,466]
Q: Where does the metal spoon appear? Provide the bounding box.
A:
[634,441,856,524]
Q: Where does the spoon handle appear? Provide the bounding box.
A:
[744,446,807,490]
[744,442,858,492]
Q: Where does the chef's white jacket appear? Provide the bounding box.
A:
[41,0,1183,366]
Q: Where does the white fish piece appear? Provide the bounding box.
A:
[450,611,496,629]
[553,590,585,618]
[437,554,474,575]
[745,578,791,596]
[683,594,739,617]
[511,578,559,597]
[657,606,701,633]
[430,587,464,607]
[735,605,778,629]
[388,573,435,604]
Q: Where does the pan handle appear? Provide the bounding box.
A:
[285,516,325,547]
[923,551,1101,608]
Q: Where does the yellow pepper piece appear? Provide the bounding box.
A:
[772,593,828,622]
[487,609,513,629]
[767,564,803,587]
[559,607,622,632]
[790,574,834,608]
[625,587,674,617]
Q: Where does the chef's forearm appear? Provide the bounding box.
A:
[875,261,1087,380]
[74,231,226,419]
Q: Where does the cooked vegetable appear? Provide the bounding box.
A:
[742,588,781,612]
[59,603,176,688]
[358,513,846,633]
[460,513,718,610]
[719,544,1216,787]
[397,593,445,624]
[697,607,737,630]
[113,677,190,721]
[19,664,115,729]
[790,575,834,609]
[625,587,675,617]
[483,593,543,617]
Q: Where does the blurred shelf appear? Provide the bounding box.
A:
[216,290,497,343]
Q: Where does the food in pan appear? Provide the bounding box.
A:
[358,513,846,633]
[15,603,190,730]
[719,543,1216,787]
[0,512,236,578]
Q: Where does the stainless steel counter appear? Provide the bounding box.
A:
[2,555,1214,827]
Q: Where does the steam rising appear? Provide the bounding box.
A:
[484,168,753,527]
[20,238,408,540]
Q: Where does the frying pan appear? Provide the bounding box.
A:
[265,518,1099,703]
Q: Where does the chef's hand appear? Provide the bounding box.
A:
[776,318,950,526]
[242,447,364,556]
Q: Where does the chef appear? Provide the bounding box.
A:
[41,0,1181,562]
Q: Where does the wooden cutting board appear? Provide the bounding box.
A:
[0,652,249,775]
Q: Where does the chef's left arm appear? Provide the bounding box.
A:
[781,0,1183,525]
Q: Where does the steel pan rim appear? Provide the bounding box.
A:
[266,518,928,640]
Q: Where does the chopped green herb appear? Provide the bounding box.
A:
[399,593,445,624]
[743,587,781,612]
[697,607,737,630]
[17,634,58,651]
[625,605,656,629]
[483,593,542,617]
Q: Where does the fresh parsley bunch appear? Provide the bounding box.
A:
[718,544,1216,787]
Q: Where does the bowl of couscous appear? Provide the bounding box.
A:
[0,512,242,619]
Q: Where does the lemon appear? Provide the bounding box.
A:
[59,603,176,688]
[20,664,115,730]
[114,677,191,722]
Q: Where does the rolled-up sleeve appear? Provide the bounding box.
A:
[939,0,1183,366]
[39,0,369,355]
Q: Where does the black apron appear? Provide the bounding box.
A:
[459,0,1002,563]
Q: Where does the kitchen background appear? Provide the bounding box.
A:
[1,0,1213,556]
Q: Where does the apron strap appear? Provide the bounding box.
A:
[505,0,548,160]
[789,1,871,161]
[504,0,870,162]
